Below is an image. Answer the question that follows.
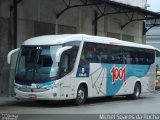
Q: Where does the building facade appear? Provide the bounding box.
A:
[0,0,150,95]
[112,0,147,8]
[146,19,160,66]
[146,20,160,49]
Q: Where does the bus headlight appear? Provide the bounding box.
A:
[44,84,57,90]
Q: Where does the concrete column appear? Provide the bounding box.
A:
[0,18,10,96]
[55,19,58,34]
[78,8,82,33]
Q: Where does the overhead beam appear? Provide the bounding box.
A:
[57,0,160,35]
[56,0,104,19]
[145,24,160,33]
[93,11,131,24]
[121,17,160,30]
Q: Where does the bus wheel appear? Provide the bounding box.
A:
[128,83,141,99]
[75,85,86,105]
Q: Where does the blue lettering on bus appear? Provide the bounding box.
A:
[76,64,89,77]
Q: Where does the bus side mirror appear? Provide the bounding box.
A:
[56,46,72,63]
[7,48,20,64]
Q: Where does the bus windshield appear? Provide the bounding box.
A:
[15,41,80,84]
[15,45,61,84]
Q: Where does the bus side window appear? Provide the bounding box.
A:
[79,42,99,67]
[86,51,98,63]
[69,47,79,70]
[59,47,79,78]
[130,52,136,64]
[59,52,69,77]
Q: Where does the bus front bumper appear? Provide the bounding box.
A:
[14,87,61,100]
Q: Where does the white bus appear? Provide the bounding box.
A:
[8,34,156,105]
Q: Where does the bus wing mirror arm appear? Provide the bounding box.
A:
[7,48,20,64]
[56,46,72,63]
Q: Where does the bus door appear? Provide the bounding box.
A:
[59,51,73,99]
[59,46,79,99]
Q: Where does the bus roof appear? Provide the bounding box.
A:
[23,34,155,50]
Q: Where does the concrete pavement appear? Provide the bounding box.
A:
[0,91,160,114]
[0,96,15,103]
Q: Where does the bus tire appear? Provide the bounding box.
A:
[127,83,141,99]
[75,85,87,105]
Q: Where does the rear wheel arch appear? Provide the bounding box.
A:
[136,81,141,93]
[127,81,141,99]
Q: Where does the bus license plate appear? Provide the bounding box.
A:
[28,94,37,99]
